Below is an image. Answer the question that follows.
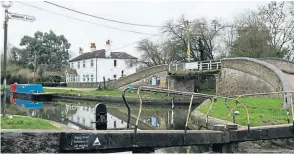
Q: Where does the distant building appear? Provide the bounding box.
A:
[65,42,137,83]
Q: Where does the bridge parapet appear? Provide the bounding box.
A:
[259,57,294,74]
[168,60,221,72]
[217,58,292,97]
[107,64,168,89]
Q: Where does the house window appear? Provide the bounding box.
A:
[130,62,132,67]
[91,74,94,82]
[71,63,74,68]
[83,61,85,67]
[77,75,80,82]
[114,60,117,67]
[78,62,80,68]
[82,117,85,125]
[70,76,75,82]
[83,75,86,82]
[91,60,94,67]
[113,74,117,79]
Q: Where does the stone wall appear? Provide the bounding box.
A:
[216,58,292,96]
[118,71,168,90]
[259,58,294,74]
[169,78,195,92]
[107,65,168,89]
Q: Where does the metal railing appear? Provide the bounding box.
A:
[168,60,221,72]
[134,86,294,133]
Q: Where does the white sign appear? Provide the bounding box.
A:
[93,137,101,146]
[185,62,199,70]
[8,12,36,22]
[283,93,292,109]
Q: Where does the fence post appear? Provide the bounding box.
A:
[176,64,178,71]
[200,62,202,71]
[210,61,212,70]
[103,76,106,89]
[217,62,219,70]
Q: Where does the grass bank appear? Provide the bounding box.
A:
[199,97,293,126]
[44,88,168,98]
[1,116,59,129]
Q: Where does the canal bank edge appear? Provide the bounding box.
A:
[1,114,73,130]
[187,98,245,130]
[187,99,294,152]
[52,93,208,105]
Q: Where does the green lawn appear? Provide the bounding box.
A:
[199,97,293,126]
[44,88,168,98]
[198,89,216,95]
[1,116,59,129]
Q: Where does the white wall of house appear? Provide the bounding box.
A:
[68,105,128,129]
[69,57,136,83]
[97,58,136,82]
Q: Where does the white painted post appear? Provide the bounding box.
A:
[168,64,171,71]
[209,61,212,70]
[200,62,202,71]
[217,62,219,70]
[176,64,178,71]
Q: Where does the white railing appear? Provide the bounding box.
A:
[168,60,221,72]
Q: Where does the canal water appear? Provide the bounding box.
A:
[4,98,294,153]
[5,98,203,153]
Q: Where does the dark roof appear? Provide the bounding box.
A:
[110,52,137,59]
[69,49,137,62]
[66,68,77,75]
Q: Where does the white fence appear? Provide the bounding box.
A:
[169,60,221,72]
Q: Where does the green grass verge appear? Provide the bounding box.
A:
[199,89,216,95]
[1,116,59,129]
[44,88,168,98]
[199,97,293,126]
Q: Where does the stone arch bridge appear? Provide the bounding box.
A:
[107,57,294,97]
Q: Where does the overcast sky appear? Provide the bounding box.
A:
[0,0,268,59]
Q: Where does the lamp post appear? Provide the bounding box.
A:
[1,1,12,117]
[186,20,191,62]
[1,1,35,117]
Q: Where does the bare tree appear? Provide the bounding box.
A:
[136,38,185,66]
[259,2,293,52]
[163,15,224,61]
[136,39,162,67]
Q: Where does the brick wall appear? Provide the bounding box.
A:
[107,65,168,89]
[169,78,195,92]
[259,58,294,74]
[216,58,292,96]
[118,71,168,90]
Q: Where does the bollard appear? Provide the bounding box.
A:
[92,103,107,130]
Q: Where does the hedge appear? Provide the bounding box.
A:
[33,82,67,87]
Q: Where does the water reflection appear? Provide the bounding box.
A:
[5,98,207,153]
[67,104,130,130]
[5,98,195,131]
[15,99,43,109]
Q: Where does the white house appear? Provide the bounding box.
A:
[66,105,129,129]
[66,43,137,83]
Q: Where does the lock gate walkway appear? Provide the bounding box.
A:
[1,124,294,153]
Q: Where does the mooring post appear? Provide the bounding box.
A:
[92,103,107,130]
